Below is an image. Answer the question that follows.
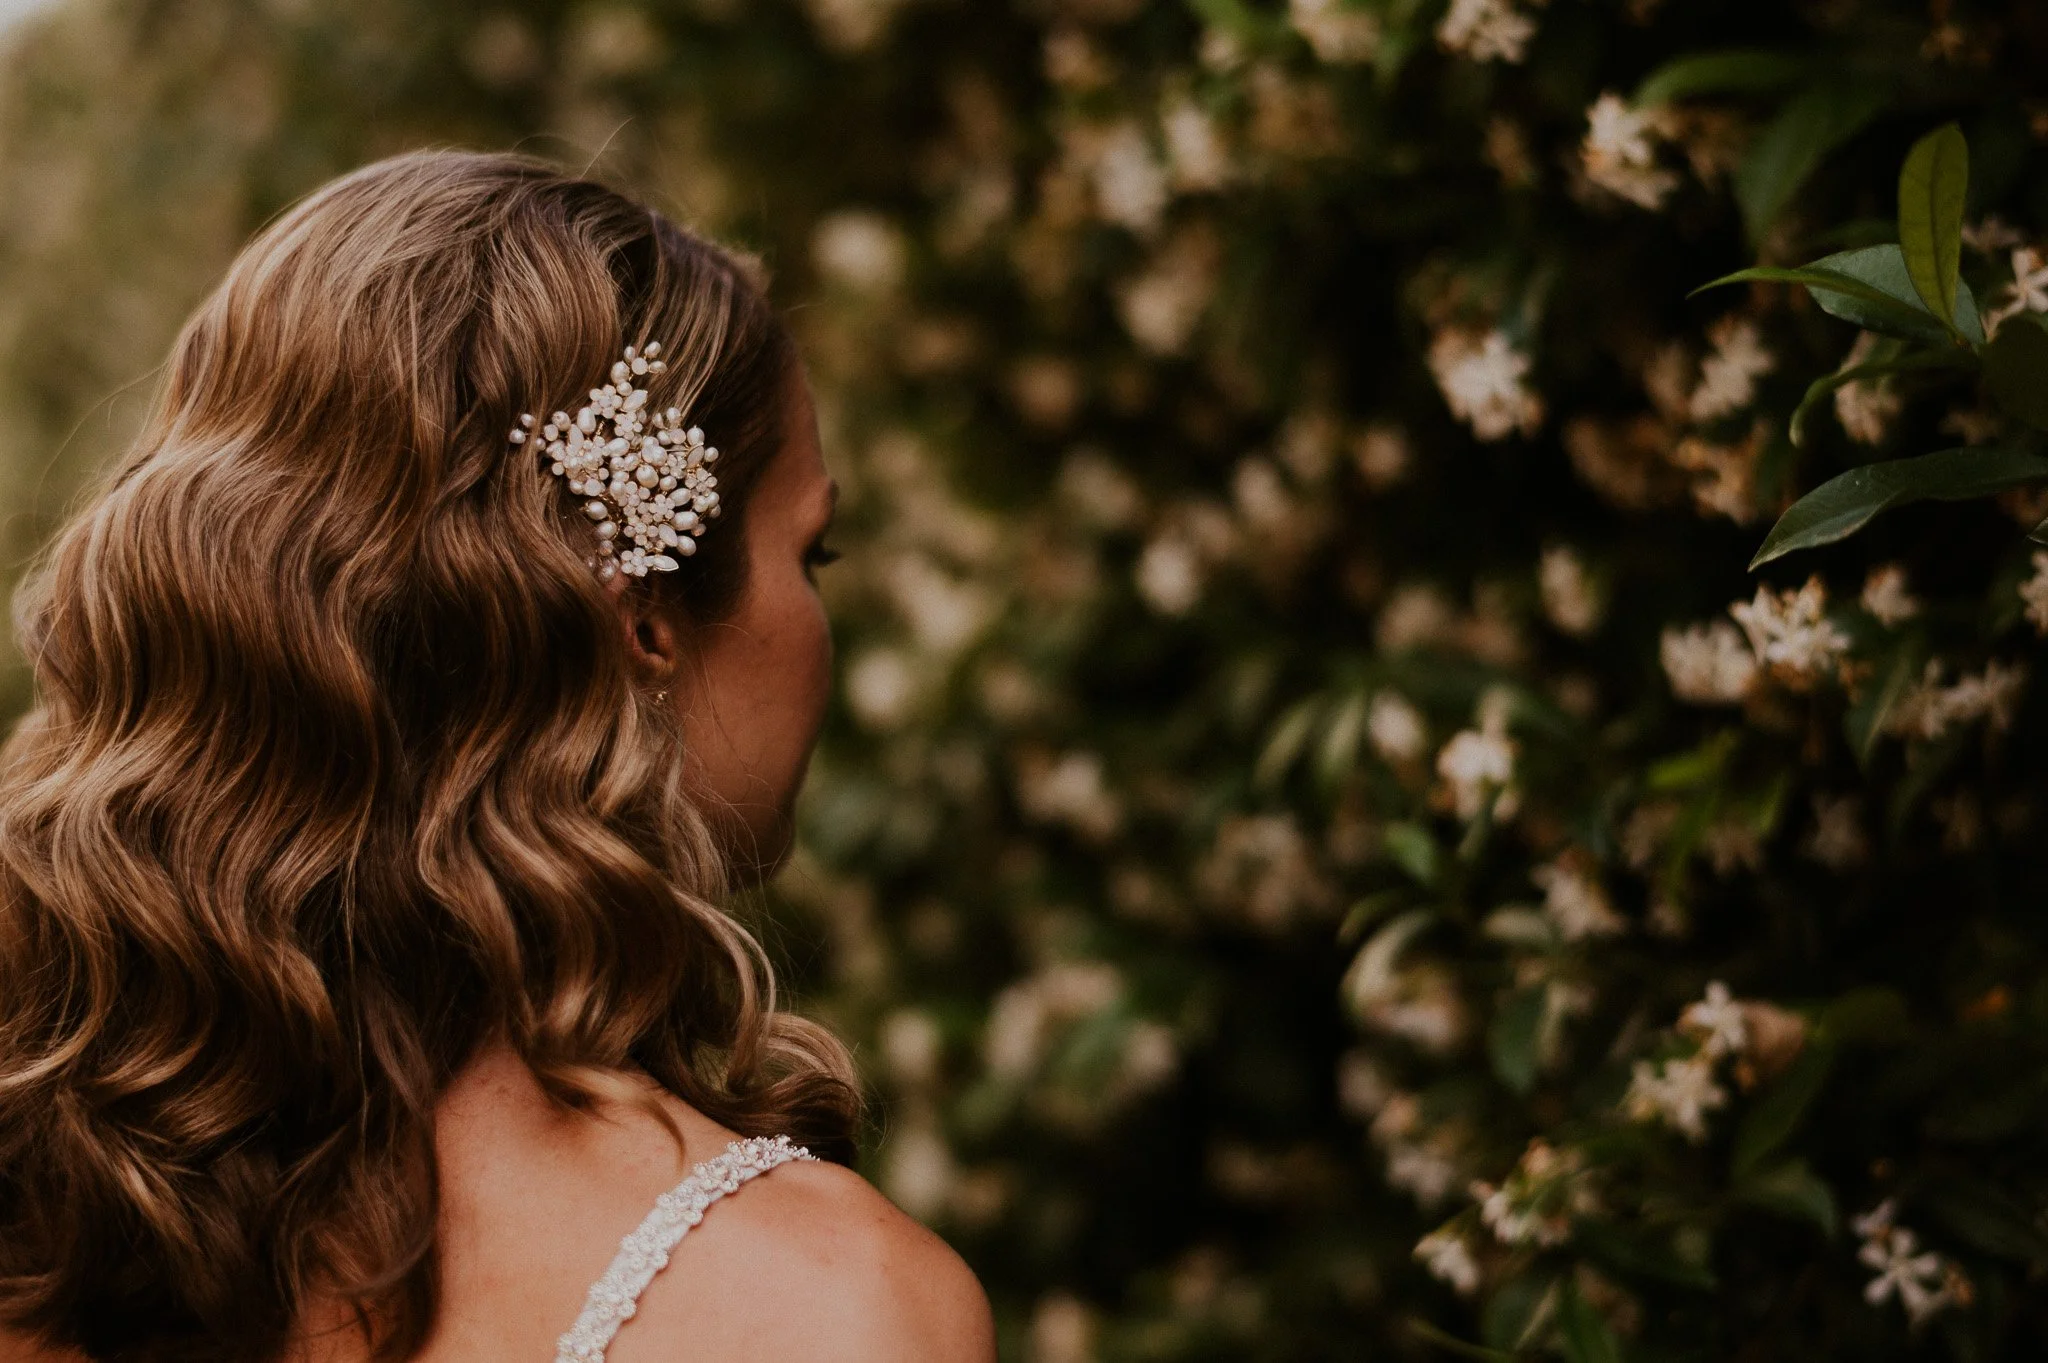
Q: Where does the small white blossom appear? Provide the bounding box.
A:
[1436,0,1537,63]
[1678,981,1748,1058]
[1289,0,1381,63]
[1436,727,1516,821]
[1688,317,1774,421]
[1886,659,2027,741]
[1987,245,2048,335]
[1414,1227,1481,1295]
[1428,328,1544,441]
[1856,1202,1966,1327]
[1623,1054,1727,1142]
[1961,217,2023,254]
[1729,577,1850,689]
[2019,550,2048,634]
[1161,95,1233,191]
[1539,545,1602,636]
[1660,620,1757,704]
[1352,423,1412,488]
[1368,690,1428,764]
[1861,564,1920,627]
[1581,93,1677,209]
[1091,121,1170,234]
[1805,794,1870,871]
[1531,855,1625,940]
[811,209,908,293]
[1135,533,1204,615]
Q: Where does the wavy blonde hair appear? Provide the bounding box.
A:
[0,149,860,1363]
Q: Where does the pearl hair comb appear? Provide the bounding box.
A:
[510,341,721,581]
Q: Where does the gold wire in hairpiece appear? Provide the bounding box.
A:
[511,341,723,583]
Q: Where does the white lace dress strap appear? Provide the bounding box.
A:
[553,1133,816,1363]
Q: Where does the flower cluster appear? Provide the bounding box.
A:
[515,342,722,580]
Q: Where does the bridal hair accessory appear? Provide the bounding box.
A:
[510,341,721,581]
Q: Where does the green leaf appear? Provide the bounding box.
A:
[1843,632,1927,766]
[1488,985,1546,1095]
[1735,80,1888,244]
[1750,446,2048,568]
[1731,1040,1835,1178]
[1315,690,1369,791]
[1919,1173,2048,1263]
[1253,695,1322,790]
[1897,123,1969,334]
[1406,1318,1516,1363]
[1573,1219,1718,1291]
[1804,244,1983,345]
[1555,1280,1625,1363]
[1632,50,1810,107]
[1817,986,1913,1044]
[1984,313,2048,429]
[1788,349,1976,447]
[1381,821,1442,887]
[1734,1159,1839,1238]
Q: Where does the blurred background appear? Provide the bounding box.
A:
[5,0,2048,1359]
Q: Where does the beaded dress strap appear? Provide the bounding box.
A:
[553,1133,816,1363]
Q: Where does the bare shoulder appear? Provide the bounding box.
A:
[626,1156,995,1363]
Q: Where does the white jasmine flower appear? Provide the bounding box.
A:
[1196,814,1333,931]
[1428,329,1544,441]
[1437,727,1517,821]
[1531,855,1625,940]
[1090,121,1169,234]
[881,1119,955,1221]
[846,648,917,731]
[1678,981,1748,1058]
[1805,793,1870,871]
[1539,545,1602,636]
[1135,532,1204,615]
[1857,1209,1964,1327]
[1962,217,2023,254]
[1581,93,1677,209]
[1982,244,2048,331]
[1029,1294,1096,1363]
[1290,0,1381,63]
[1352,422,1412,488]
[1729,577,1850,689]
[2019,550,2048,634]
[1414,1227,1481,1295]
[1660,620,1757,704]
[1688,317,1774,421]
[1386,1140,1463,1208]
[1861,564,1920,627]
[1623,1054,1727,1142]
[1436,0,1537,63]
[1161,95,1233,191]
[1015,750,1123,840]
[1368,690,1428,764]
[1887,659,2027,741]
[1116,224,1220,354]
[1377,583,1459,652]
[1835,377,1902,444]
[811,209,908,293]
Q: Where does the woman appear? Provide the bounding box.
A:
[0,151,994,1363]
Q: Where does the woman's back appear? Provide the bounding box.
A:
[298,1046,991,1363]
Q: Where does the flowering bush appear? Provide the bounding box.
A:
[6,0,2048,1357]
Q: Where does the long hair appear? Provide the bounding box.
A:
[0,149,860,1363]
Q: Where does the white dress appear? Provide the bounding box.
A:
[551,1134,816,1363]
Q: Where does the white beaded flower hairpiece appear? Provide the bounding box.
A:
[509,340,721,582]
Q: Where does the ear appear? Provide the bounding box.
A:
[607,570,684,687]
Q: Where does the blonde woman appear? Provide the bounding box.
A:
[0,151,994,1363]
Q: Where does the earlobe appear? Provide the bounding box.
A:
[620,595,684,687]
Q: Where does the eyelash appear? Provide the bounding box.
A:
[805,542,841,574]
